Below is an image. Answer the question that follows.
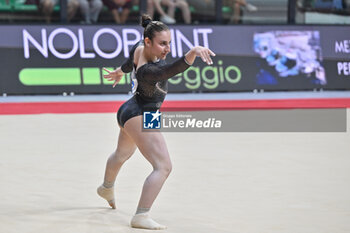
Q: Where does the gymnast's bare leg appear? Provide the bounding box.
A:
[124,116,171,230]
[97,128,137,209]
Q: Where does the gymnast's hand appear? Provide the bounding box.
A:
[103,67,124,88]
[185,46,216,66]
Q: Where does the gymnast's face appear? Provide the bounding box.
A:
[149,30,171,60]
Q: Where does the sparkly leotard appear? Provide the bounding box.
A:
[117,41,190,127]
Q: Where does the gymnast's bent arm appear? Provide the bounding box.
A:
[103,41,142,87]
[142,46,216,81]
[120,41,141,73]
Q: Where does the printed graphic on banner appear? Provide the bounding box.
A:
[168,59,242,91]
[143,110,162,129]
[254,31,326,85]
[335,39,350,76]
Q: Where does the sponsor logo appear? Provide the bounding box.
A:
[18,60,242,89]
[23,27,213,59]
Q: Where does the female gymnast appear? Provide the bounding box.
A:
[97,14,215,230]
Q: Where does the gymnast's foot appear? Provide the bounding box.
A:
[97,185,116,209]
[130,212,167,230]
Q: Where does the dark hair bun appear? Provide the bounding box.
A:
[141,14,152,28]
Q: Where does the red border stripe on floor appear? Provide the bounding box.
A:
[1,98,350,115]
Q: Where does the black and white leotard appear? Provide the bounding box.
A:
[117,41,190,127]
